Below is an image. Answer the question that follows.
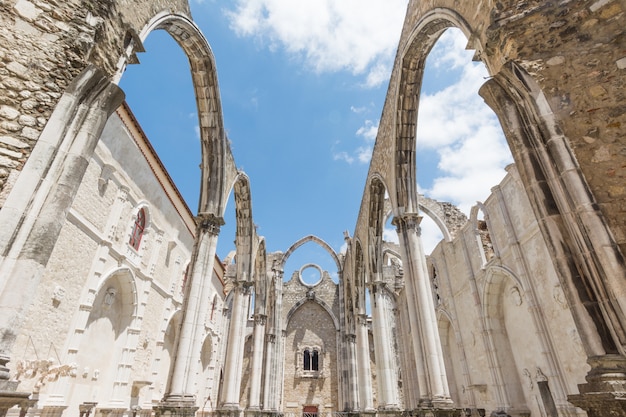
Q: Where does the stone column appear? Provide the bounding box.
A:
[356,314,374,411]
[370,282,400,410]
[248,314,266,410]
[263,263,283,411]
[156,213,223,416]
[344,333,359,410]
[0,66,124,366]
[221,282,252,410]
[394,214,451,405]
[262,333,276,411]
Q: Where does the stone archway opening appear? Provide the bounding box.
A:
[414,27,512,219]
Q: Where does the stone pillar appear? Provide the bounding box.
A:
[262,263,283,412]
[344,333,359,410]
[248,314,266,410]
[394,214,451,405]
[370,282,400,410]
[221,282,252,410]
[156,213,223,416]
[356,314,374,411]
[262,333,276,411]
[0,66,124,367]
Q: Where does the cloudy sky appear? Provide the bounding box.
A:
[120,0,512,275]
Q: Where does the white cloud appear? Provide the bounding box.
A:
[350,105,367,114]
[356,146,373,164]
[417,29,513,215]
[356,119,378,142]
[225,0,409,87]
[333,150,354,164]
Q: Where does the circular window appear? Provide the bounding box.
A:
[299,264,322,287]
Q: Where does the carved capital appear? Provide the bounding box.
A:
[266,333,276,343]
[357,314,369,326]
[392,213,422,235]
[345,333,356,343]
[196,213,225,236]
[254,314,267,326]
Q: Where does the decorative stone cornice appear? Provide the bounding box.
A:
[196,212,225,236]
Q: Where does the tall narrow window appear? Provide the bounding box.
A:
[304,349,311,370]
[311,350,319,371]
[130,208,145,250]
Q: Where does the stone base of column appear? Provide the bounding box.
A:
[94,407,127,417]
[404,407,463,417]
[568,355,626,417]
[217,407,243,417]
[41,405,68,417]
[154,394,198,417]
[0,390,31,417]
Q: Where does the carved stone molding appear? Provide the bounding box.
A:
[392,213,423,236]
[196,212,224,236]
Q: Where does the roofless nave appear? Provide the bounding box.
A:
[0,1,625,417]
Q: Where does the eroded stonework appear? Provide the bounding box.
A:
[0,1,625,417]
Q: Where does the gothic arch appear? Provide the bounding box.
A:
[395,8,475,214]
[281,235,341,273]
[252,237,267,315]
[367,177,387,285]
[230,172,255,283]
[130,11,229,216]
[481,265,528,414]
[286,298,340,331]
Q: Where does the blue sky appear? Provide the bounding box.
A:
[120,0,512,276]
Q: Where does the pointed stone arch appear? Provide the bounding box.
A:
[481,265,528,414]
[280,235,341,273]
[395,8,475,215]
[131,11,230,216]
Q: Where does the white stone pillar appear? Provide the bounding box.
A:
[248,314,266,409]
[394,214,451,403]
[221,282,251,409]
[345,332,359,410]
[356,314,374,411]
[370,282,399,409]
[262,333,276,410]
[164,213,223,405]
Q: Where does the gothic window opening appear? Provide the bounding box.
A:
[303,349,319,371]
[130,208,146,250]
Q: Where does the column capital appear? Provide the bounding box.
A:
[345,333,357,343]
[392,213,422,235]
[254,314,267,326]
[357,314,369,326]
[196,212,224,236]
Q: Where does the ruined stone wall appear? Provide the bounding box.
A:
[353,0,626,262]
[0,0,191,207]
[428,164,588,416]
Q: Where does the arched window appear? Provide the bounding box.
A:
[129,208,146,250]
[303,349,319,371]
[311,350,319,371]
